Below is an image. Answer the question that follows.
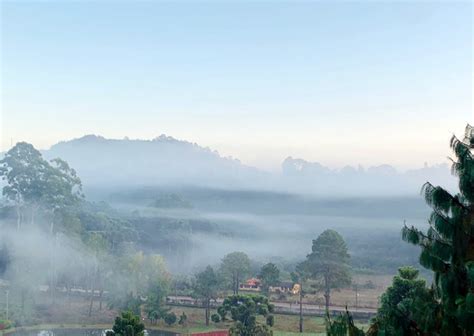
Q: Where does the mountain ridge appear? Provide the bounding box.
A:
[1,134,456,196]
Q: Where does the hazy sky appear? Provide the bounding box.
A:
[1,1,472,171]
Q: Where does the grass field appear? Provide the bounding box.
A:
[167,306,370,335]
[1,287,378,335]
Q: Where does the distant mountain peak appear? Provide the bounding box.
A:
[152,134,181,143]
[51,134,106,148]
[74,134,106,142]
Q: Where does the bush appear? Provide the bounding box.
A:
[164,312,177,326]
[0,320,12,330]
[266,315,274,327]
[217,306,227,321]
[110,311,145,336]
[178,312,187,326]
[211,313,221,323]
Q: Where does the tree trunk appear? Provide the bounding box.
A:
[21,288,26,313]
[324,290,330,312]
[50,231,57,305]
[299,289,303,333]
[324,275,330,312]
[30,205,36,226]
[65,282,70,307]
[232,274,237,295]
[205,298,210,326]
[88,266,96,317]
[99,288,104,310]
[88,287,94,317]
[235,274,239,295]
[16,203,21,231]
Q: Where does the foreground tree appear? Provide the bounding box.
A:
[220,251,251,295]
[367,267,439,336]
[0,142,83,230]
[326,308,365,336]
[219,294,275,336]
[193,265,219,326]
[402,124,474,334]
[108,310,145,336]
[0,142,50,229]
[108,251,170,317]
[301,229,351,311]
[259,263,280,295]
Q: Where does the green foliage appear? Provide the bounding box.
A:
[369,267,439,336]
[220,251,251,294]
[149,193,193,209]
[326,309,365,336]
[300,229,351,309]
[0,142,83,230]
[193,265,219,325]
[194,265,219,300]
[0,319,13,330]
[164,312,177,326]
[146,277,170,313]
[266,314,275,327]
[401,124,474,334]
[108,252,170,319]
[211,313,221,323]
[219,294,274,336]
[108,292,142,316]
[259,263,280,294]
[178,311,188,326]
[217,305,228,321]
[0,244,10,275]
[110,310,145,336]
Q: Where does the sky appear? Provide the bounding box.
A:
[1,1,472,171]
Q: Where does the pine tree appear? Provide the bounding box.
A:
[301,229,351,311]
[367,267,439,336]
[402,124,474,335]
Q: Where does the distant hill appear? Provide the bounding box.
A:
[280,157,456,196]
[16,134,456,196]
[43,134,266,189]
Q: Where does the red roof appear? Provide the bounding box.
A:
[192,331,228,336]
[245,278,261,286]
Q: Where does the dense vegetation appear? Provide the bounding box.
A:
[0,125,472,336]
[328,124,474,335]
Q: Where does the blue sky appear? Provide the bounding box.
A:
[1,1,472,171]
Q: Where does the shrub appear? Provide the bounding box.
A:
[266,315,274,327]
[164,312,177,326]
[211,313,221,323]
[178,311,187,326]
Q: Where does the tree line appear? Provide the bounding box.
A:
[1,123,473,336]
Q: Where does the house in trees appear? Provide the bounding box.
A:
[240,278,301,295]
[239,278,261,291]
[269,281,300,295]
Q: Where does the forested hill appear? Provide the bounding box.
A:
[43,134,266,188]
[32,134,457,196]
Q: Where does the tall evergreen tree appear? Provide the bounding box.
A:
[367,267,439,336]
[259,263,280,295]
[193,265,219,326]
[301,229,351,311]
[402,124,474,334]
